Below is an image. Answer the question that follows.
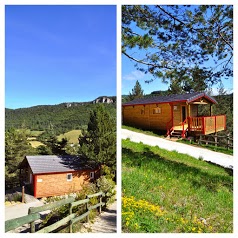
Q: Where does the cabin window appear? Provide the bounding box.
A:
[153,107,161,114]
[141,108,145,114]
[173,105,178,111]
[90,172,95,179]
[67,173,72,181]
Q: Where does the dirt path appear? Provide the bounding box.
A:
[122,129,233,169]
[81,200,117,233]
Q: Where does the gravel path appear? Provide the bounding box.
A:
[81,200,117,233]
[122,129,233,169]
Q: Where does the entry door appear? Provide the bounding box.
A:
[181,106,187,122]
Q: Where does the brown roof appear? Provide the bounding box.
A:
[123,92,217,106]
[20,155,99,174]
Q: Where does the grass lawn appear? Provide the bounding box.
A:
[122,139,233,233]
[57,130,82,144]
[29,140,45,148]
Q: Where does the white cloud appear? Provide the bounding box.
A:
[122,70,145,81]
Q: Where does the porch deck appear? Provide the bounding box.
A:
[188,115,226,135]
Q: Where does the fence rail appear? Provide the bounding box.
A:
[5,191,105,233]
[198,134,233,150]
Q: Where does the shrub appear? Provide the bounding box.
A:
[5,192,23,203]
[96,176,116,205]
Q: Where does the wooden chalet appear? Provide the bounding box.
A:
[19,155,100,198]
[122,92,226,138]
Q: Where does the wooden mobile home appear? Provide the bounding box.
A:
[122,92,226,138]
[19,155,100,198]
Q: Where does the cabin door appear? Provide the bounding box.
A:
[181,106,187,122]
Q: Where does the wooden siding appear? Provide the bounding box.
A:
[123,103,171,130]
[173,104,181,126]
[34,169,100,198]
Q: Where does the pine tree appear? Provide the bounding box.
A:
[128,80,144,101]
[78,104,116,172]
[122,5,233,91]
[5,128,35,189]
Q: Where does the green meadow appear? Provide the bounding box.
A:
[122,139,233,233]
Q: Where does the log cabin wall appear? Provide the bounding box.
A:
[123,103,171,130]
[34,169,100,198]
[173,104,182,126]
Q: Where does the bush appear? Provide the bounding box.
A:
[96,176,116,205]
[5,192,23,202]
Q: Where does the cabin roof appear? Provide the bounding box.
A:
[123,92,217,106]
[19,155,99,174]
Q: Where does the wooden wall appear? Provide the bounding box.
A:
[123,103,171,130]
[34,169,100,198]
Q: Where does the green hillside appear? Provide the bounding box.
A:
[5,100,116,135]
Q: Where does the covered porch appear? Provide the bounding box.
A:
[167,95,226,138]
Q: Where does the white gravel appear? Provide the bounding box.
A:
[122,129,233,169]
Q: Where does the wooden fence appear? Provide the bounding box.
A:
[5,191,105,233]
[198,134,233,150]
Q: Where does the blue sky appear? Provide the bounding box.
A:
[5,5,116,109]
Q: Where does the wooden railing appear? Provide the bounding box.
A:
[181,118,188,138]
[166,118,173,136]
[5,191,105,233]
[188,115,226,135]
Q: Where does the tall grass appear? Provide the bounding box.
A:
[122,139,233,233]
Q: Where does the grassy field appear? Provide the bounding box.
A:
[122,139,233,233]
[29,141,45,148]
[57,130,82,144]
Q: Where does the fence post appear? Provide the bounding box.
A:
[30,221,35,233]
[227,134,230,150]
[99,194,102,214]
[69,203,73,233]
[22,186,25,203]
[28,209,36,233]
[214,132,217,147]
[86,195,90,223]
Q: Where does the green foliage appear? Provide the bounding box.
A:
[122,139,233,233]
[5,128,35,189]
[5,103,116,135]
[79,104,116,171]
[127,80,144,101]
[96,176,116,205]
[5,192,23,203]
[122,5,233,92]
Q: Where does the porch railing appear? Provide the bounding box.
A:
[188,115,226,135]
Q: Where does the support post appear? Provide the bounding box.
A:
[69,203,73,233]
[214,132,218,147]
[86,195,90,223]
[22,186,25,203]
[227,134,230,150]
[99,195,102,214]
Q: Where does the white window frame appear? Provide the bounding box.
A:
[90,172,95,179]
[67,173,72,181]
[153,107,162,114]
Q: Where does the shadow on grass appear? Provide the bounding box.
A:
[122,146,233,193]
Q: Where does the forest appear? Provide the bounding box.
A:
[5,99,116,135]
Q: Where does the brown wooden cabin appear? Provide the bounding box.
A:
[19,155,100,198]
[122,92,226,138]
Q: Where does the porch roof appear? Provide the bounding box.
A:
[123,92,217,106]
[19,155,99,175]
